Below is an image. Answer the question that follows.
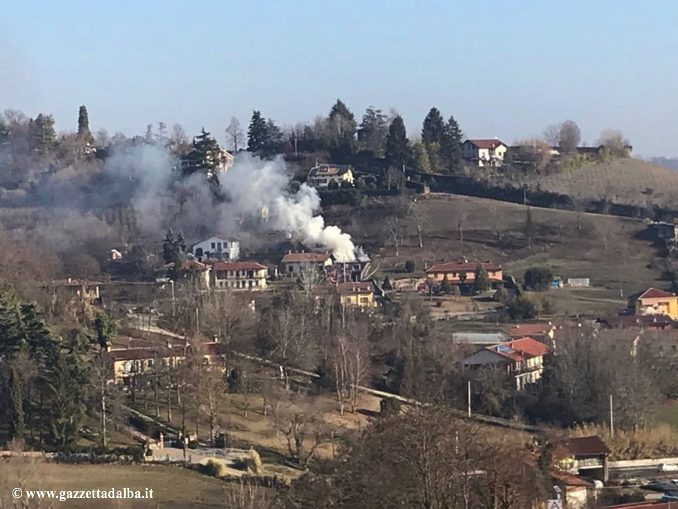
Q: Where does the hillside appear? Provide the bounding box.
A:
[332,193,670,315]
[527,158,678,209]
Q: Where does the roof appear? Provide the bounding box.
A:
[211,261,267,271]
[426,262,502,274]
[558,436,610,458]
[464,139,507,150]
[637,287,676,300]
[281,252,331,264]
[604,503,673,509]
[337,281,373,296]
[108,347,184,361]
[164,260,209,272]
[486,337,548,363]
[452,332,509,345]
[308,164,353,178]
[507,323,553,338]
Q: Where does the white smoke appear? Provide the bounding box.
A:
[219,154,358,262]
[110,146,360,262]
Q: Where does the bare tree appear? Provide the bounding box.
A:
[274,396,331,467]
[559,120,581,153]
[542,124,561,147]
[597,129,630,157]
[225,117,244,153]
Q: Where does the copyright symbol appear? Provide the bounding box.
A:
[12,488,22,499]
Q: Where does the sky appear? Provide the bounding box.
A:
[2,1,678,156]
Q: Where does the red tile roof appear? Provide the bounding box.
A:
[282,252,331,264]
[638,287,676,300]
[465,139,507,150]
[337,281,373,296]
[426,262,502,274]
[506,337,549,357]
[605,503,674,509]
[508,323,553,338]
[211,261,268,271]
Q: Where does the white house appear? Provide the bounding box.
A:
[280,252,333,277]
[192,236,240,262]
[211,261,268,290]
[306,164,354,188]
[462,139,508,167]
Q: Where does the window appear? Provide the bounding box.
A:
[211,242,215,249]
[360,297,369,304]
[217,242,222,250]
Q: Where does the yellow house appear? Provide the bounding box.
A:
[306,164,354,188]
[425,261,503,285]
[337,281,376,308]
[211,261,268,290]
[634,287,678,319]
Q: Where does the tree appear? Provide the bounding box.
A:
[247,110,268,153]
[440,274,452,295]
[542,124,561,147]
[598,129,630,157]
[168,123,191,156]
[421,107,445,147]
[163,229,186,280]
[29,114,57,154]
[77,105,94,144]
[382,275,393,291]
[559,120,581,153]
[327,99,357,159]
[412,141,431,172]
[473,264,491,293]
[94,312,116,348]
[385,115,410,170]
[505,295,538,320]
[523,266,554,292]
[225,117,244,153]
[524,205,534,249]
[186,128,223,186]
[358,106,389,156]
[441,115,463,172]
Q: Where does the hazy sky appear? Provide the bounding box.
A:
[2,1,677,156]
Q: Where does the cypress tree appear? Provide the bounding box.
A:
[77,105,94,144]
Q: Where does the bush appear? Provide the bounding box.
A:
[506,295,538,320]
[199,459,224,478]
[380,398,402,417]
[523,266,554,292]
[494,286,509,303]
[405,260,416,273]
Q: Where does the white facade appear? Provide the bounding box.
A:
[462,140,508,167]
[192,236,240,261]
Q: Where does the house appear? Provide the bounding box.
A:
[210,261,268,290]
[306,164,354,188]
[550,470,594,509]
[191,236,240,262]
[463,337,549,390]
[507,323,555,343]
[179,148,234,175]
[281,252,333,277]
[553,435,610,482]
[102,342,227,384]
[336,281,376,308]
[462,139,508,167]
[163,259,211,289]
[425,261,503,287]
[631,287,678,320]
[605,503,676,509]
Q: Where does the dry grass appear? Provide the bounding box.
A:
[530,158,678,208]
[572,422,678,460]
[0,461,232,508]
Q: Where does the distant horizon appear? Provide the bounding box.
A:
[3,1,678,157]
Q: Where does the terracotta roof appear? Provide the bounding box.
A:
[604,502,672,509]
[308,164,352,178]
[638,287,676,300]
[506,337,549,357]
[549,470,592,487]
[465,139,507,150]
[211,261,267,271]
[426,262,502,274]
[508,323,553,338]
[558,436,610,457]
[281,252,331,264]
[337,281,373,296]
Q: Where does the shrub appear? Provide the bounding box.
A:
[506,295,538,320]
[200,459,224,478]
[380,398,402,417]
[523,266,554,292]
[494,286,509,303]
[405,260,416,273]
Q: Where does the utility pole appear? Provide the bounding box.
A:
[610,393,616,436]
[170,280,176,317]
[467,380,472,417]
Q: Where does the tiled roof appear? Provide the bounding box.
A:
[211,261,267,271]
[337,281,373,296]
[638,287,676,300]
[426,262,502,274]
[308,164,352,178]
[506,337,549,357]
[281,252,331,264]
[507,323,553,338]
[465,139,506,150]
[558,436,610,457]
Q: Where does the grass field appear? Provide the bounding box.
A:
[658,400,678,432]
[529,158,678,208]
[0,462,233,508]
[345,193,669,316]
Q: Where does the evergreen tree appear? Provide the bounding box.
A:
[327,99,357,159]
[382,275,393,291]
[440,274,452,295]
[94,312,116,348]
[77,105,94,144]
[247,110,268,153]
[29,114,57,154]
[358,106,389,156]
[473,264,491,293]
[421,107,445,146]
[412,141,431,172]
[163,229,185,280]
[385,115,411,170]
[187,129,222,186]
[442,115,463,172]
[525,206,534,249]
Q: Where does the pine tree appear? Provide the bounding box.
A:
[382,275,393,291]
[94,312,116,348]
[327,99,357,159]
[359,106,389,156]
[421,107,445,146]
[442,116,463,172]
[77,105,94,144]
[29,114,57,154]
[247,110,268,153]
[474,264,491,293]
[385,115,411,170]
[187,129,222,186]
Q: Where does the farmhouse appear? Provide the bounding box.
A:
[306,164,354,188]
[210,261,268,290]
[281,252,333,277]
[463,337,549,390]
[336,281,376,308]
[630,287,678,320]
[462,139,508,167]
[191,236,240,261]
[553,435,610,482]
[426,261,502,287]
